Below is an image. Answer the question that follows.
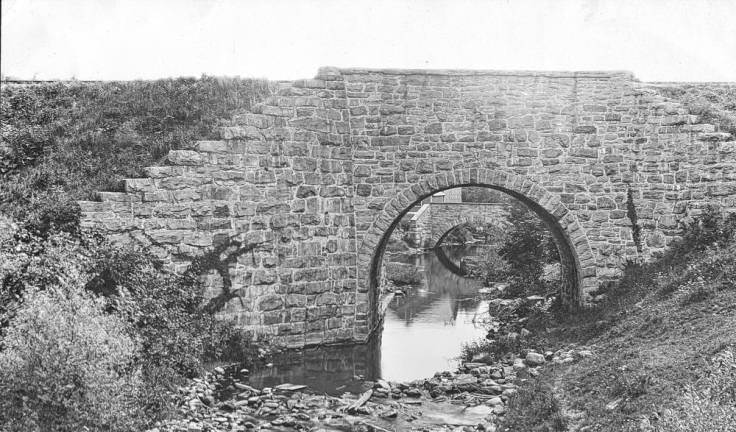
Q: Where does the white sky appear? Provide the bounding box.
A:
[2,0,735,82]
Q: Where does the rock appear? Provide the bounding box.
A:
[376,379,391,391]
[525,352,546,366]
[274,383,308,392]
[453,374,477,390]
[470,365,494,376]
[234,382,260,393]
[405,388,422,397]
[465,404,494,416]
[487,396,503,406]
[577,349,593,358]
[474,351,495,364]
[380,409,399,418]
[512,358,527,370]
[554,356,574,364]
[502,388,517,397]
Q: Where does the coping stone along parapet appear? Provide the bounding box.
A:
[317,66,636,81]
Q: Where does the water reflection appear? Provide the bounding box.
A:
[243,246,490,395]
[244,342,379,395]
[381,246,490,381]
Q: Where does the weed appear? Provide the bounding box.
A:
[500,378,568,432]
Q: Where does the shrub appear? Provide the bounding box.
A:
[0,283,144,432]
[500,378,568,432]
[1,218,254,425]
[495,202,561,298]
[611,369,652,399]
[0,222,101,331]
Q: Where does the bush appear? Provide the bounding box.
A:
[500,378,568,432]
[0,283,144,432]
[0,223,101,331]
[1,219,255,426]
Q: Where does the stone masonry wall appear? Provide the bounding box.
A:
[407,203,511,249]
[80,67,736,347]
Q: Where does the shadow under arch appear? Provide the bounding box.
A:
[356,168,597,338]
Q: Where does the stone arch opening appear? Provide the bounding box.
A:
[356,168,597,338]
[431,215,512,250]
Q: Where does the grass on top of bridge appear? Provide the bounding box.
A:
[1,77,270,236]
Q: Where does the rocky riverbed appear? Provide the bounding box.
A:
[147,284,593,432]
[147,343,593,432]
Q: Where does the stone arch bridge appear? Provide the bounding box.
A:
[406,202,511,249]
[80,67,736,347]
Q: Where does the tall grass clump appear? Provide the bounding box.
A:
[499,378,568,432]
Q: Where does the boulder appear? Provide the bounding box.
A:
[525,352,546,366]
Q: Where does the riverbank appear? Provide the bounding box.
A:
[146,290,583,432]
[149,210,736,432]
[147,339,596,432]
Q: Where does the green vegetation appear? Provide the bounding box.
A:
[0,284,144,432]
[0,78,270,235]
[450,187,562,298]
[0,221,255,431]
[495,203,560,298]
[497,208,736,431]
[501,379,568,432]
[0,78,271,431]
[654,83,736,136]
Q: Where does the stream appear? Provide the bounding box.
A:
[236,245,495,396]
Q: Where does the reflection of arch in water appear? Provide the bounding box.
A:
[387,251,482,324]
[358,168,598,338]
[434,246,467,276]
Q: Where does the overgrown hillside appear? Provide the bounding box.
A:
[650,82,736,136]
[0,78,271,431]
[0,77,270,234]
[498,209,736,431]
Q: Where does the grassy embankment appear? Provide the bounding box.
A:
[493,209,736,432]
[0,78,272,431]
[1,77,270,234]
